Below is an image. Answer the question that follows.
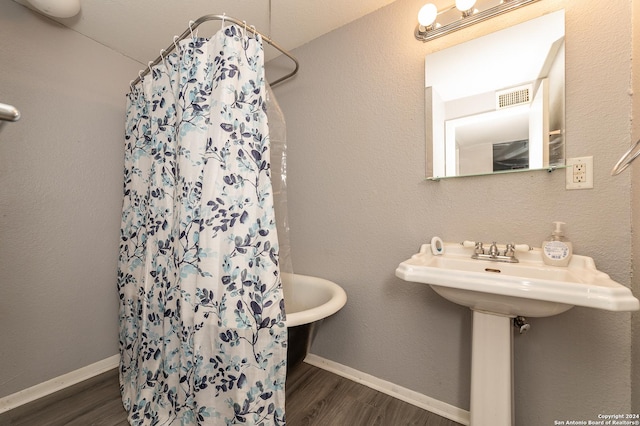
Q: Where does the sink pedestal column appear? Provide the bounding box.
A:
[470,310,514,426]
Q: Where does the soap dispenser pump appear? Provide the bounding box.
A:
[542,221,573,266]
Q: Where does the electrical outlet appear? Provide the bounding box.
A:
[566,156,593,189]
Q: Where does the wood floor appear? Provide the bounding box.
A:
[0,362,462,426]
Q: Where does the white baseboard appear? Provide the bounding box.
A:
[304,353,470,426]
[0,352,470,425]
[0,354,120,414]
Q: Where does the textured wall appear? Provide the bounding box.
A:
[273,0,635,423]
[0,2,140,398]
[0,0,636,423]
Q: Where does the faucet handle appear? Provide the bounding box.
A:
[504,243,515,257]
[474,241,484,254]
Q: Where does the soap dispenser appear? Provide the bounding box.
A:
[542,221,573,266]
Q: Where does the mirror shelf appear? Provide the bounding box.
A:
[425,165,568,181]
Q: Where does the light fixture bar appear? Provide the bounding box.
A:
[416,0,541,42]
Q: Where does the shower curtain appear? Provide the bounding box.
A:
[118,25,287,425]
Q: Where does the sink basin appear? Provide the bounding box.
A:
[396,241,639,425]
[396,242,639,317]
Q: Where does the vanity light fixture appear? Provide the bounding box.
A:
[415,0,540,42]
[417,3,439,30]
[456,0,478,17]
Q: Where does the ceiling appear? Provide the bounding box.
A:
[14,0,400,63]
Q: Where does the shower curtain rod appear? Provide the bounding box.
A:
[131,14,299,88]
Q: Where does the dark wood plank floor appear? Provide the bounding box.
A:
[285,363,462,426]
[1,362,462,426]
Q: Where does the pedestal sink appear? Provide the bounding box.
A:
[396,242,639,426]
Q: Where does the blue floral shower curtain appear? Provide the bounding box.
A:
[118,25,287,425]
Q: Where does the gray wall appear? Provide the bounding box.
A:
[273,0,635,424]
[0,0,637,424]
[0,1,140,398]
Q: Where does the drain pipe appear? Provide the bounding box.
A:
[513,316,530,334]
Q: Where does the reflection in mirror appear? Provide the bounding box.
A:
[425,10,565,179]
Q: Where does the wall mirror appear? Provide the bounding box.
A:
[425,10,565,180]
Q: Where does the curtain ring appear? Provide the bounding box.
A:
[221,13,226,29]
[188,20,196,39]
[138,70,144,82]
[129,80,135,92]
[147,61,154,75]
[243,20,247,37]
[159,49,169,71]
[250,25,256,39]
[173,35,180,52]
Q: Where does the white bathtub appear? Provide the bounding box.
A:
[282,273,347,327]
[281,273,347,369]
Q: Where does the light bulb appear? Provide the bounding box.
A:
[418,3,438,27]
[455,0,477,12]
[27,0,81,18]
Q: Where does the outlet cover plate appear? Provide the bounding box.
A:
[566,156,594,189]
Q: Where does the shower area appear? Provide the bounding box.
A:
[0,4,346,423]
[118,15,346,424]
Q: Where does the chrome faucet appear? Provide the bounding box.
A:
[467,241,522,263]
